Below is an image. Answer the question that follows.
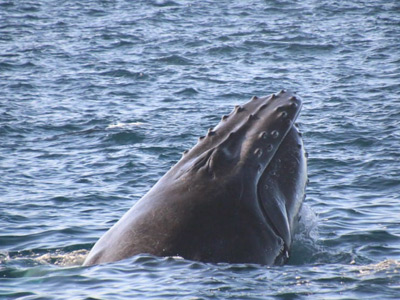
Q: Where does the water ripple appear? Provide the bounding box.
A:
[1,0,400,298]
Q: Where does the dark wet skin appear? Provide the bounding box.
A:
[84,91,307,266]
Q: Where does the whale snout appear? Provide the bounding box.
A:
[239,91,302,171]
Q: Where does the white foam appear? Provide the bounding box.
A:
[352,259,400,276]
[106,122,145,129]
[34,249,89,266]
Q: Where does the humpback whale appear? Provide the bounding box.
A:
[84,90,307,266]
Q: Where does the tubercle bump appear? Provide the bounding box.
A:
[280,111,288,118]
[207,128,216,137]
[234,105,244,113]
[195,91,301,171]
[259,131,268,139]
[275,105,286,112]
[247,114,257,121]
[254,148,263,158]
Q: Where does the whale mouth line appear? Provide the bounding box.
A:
[255,132,286,235]
[256,181,287,264]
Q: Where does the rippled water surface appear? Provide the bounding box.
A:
[1,0,400,299]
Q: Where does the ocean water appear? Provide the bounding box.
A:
[1,0,400,299]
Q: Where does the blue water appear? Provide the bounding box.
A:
[1,0,400,298]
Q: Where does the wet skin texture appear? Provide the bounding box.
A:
[84,91,307,266]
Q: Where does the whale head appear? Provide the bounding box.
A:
[163,90,307,262]
[170,90,303,186]
[83,90,307,266]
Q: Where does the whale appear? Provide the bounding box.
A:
[83,90,307,266]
